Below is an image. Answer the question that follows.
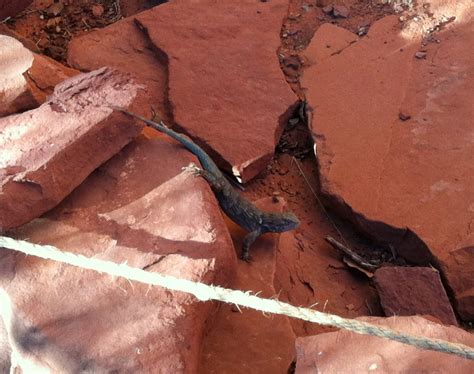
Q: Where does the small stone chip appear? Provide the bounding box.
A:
[322,5,333,14]
[399,112,411,121]
[333,5,349,18]
[415,51,427,59]
[46,2,64,16]
[92,4,104,17]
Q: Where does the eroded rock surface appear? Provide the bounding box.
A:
[0,137,236,372]
[295,316,474,373]
[136,0,297,182]
[0,67,143,229]
[374,266,457,326]
[303,11,474,318]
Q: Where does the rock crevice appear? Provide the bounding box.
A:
[301,11,473,319]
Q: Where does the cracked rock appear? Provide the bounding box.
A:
[0,67,143,229]
[301,12,474,319]
[135,0,297,182]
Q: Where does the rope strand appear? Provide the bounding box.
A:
[0,235,472,361]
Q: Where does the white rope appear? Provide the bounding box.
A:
[0,235,473,361]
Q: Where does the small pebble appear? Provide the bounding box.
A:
[393,4,403,13]
[46,2,64,16]
[92,4,104,17]
[333,5,349,18]
[287,13,301,20]
[415,51,427,59]
[399,112,411,121]
[322,5,333,14]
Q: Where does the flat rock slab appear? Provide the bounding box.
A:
[0,137,235,372]
[136,0,297,182]
[67,13,171,131]
[374,266,457,326]
[302,14,474,318]
[0,67,143,229]
[295,316,474,373]
[200,197,296,374]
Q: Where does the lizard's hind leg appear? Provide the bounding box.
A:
[241,230,261,262]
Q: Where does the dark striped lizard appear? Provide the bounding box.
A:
[114,107,300,261]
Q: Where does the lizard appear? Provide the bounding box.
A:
[113,107,300,261]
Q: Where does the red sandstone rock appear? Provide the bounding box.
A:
[0,35,37,116]
[303,23,357,65]
[136,0,297,182]
[374,266,457,326]
[0,67,143,229]
[200,197,296,373]
[0,0,32,20]
[26,54,79,104]
[295,316,474,372]
[442,246,474,321]
[302,12,474,318]
[0,137,235,372]
[67,13,170,133]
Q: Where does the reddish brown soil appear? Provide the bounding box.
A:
[3,0,122,61]
[243,117,384,319]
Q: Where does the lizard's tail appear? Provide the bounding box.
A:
[112,106,220,174]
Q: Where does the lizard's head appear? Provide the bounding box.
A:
[261,211,300,233]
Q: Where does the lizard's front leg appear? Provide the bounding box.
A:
[182,162,203,177]
[182,163,225,192]
[241,230,261,262]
